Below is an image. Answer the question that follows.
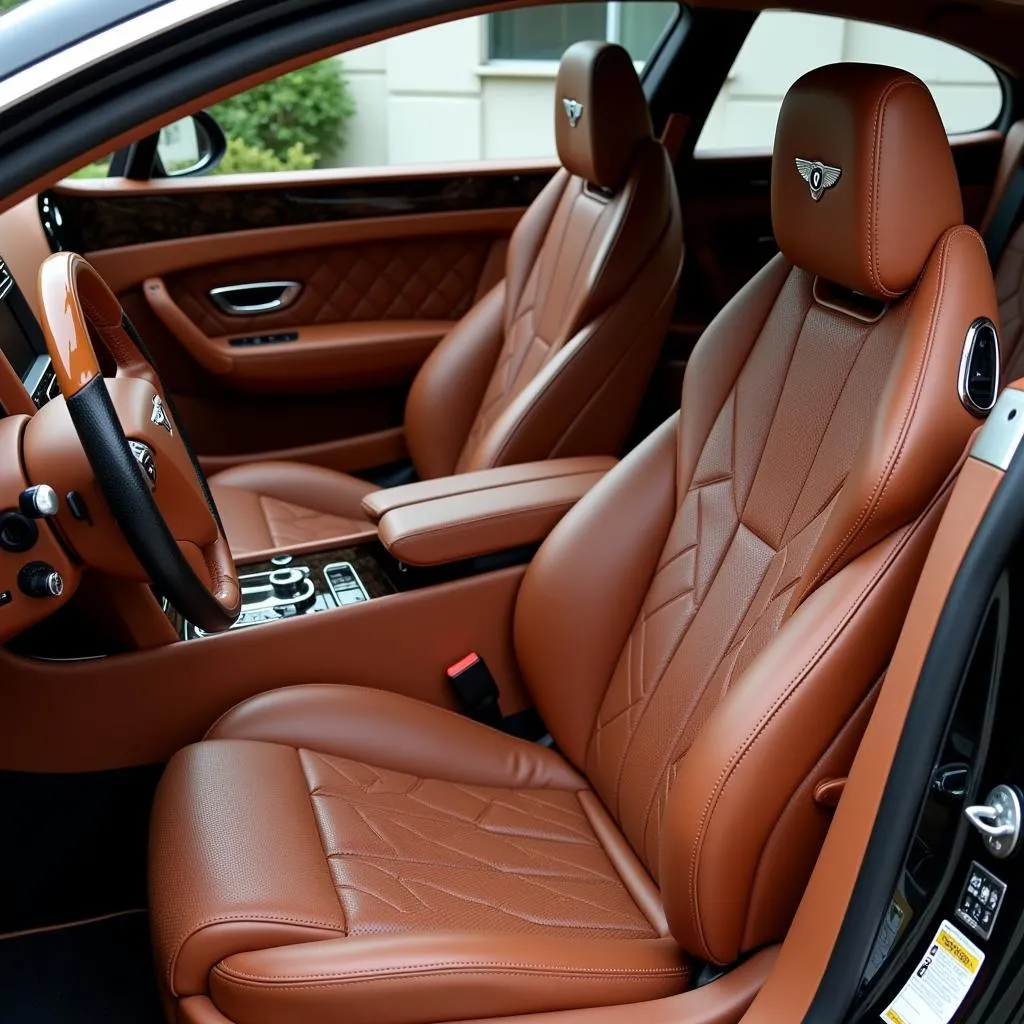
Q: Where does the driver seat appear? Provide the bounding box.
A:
[149,65,996,1024]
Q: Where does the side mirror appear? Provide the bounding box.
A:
[155,111,227,178]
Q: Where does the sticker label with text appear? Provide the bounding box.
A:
[880,920,984,1024]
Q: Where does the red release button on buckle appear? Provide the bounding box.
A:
[446,652,481,678]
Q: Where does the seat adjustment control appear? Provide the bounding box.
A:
[965,784,1021,859]
[19,485,58,519]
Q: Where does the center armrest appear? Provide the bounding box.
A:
[368,457,616,567]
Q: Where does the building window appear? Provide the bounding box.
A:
[488,2,678,64]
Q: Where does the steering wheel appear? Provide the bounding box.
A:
[35,252,240,634]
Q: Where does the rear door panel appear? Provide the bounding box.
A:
[46,163,551,473]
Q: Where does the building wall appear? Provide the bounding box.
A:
[329,11,1002,169]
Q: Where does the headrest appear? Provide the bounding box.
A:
[772,63,963,300]
[555,41,653,191]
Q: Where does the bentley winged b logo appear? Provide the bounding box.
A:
[562,98,584,128]
[150,394,172,435]
[795,158,842,201]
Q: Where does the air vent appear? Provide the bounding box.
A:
[959,318,1000,417]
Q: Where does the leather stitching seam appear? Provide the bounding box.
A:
[213,962,688,984]
[800,226,968,598]
[867,78,919,300]
[684,502,930,960]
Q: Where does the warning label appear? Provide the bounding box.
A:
[880,920,984,1024]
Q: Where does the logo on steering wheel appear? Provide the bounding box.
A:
[129,440,157,488]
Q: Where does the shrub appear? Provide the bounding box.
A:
[70,161,113,180]
[210,60,355,168]
[214,138,317,175]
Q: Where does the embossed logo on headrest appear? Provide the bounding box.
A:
[562,98,584,128]
[795,158,842,201]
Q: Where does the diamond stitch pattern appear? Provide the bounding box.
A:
[259,496,369,551]
[168,237,493,338]
[583,267,908,875]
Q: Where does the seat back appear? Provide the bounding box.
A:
[404,41,683,479]
[515,64,997,965]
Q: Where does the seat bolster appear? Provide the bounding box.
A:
[210,933,689,1024]
[207,684,585,790]
[150,740,348,997]
[209,461,379,518]
[208,461,378,554]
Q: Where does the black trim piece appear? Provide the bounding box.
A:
[803,451,1024,1023]
[64,375,236,634]
[45,170,551,251]
[0,0,170,84]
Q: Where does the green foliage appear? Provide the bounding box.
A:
[210,60,355,169]
[0,0,24,13]
[214,137,317,175]
[70,160,112,180]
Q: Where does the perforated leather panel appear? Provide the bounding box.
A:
[584,266,907,874]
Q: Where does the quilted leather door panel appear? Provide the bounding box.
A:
[54,165,552,474]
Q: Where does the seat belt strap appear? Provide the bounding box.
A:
[984,162,1024,268]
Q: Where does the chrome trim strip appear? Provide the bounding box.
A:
[958,317,1000,417]
[22,354,51,400]
[971,389,1024,472]
[209,281,302,316]
[0,0,243,113]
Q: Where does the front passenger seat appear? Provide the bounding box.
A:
[209,40,684,556]
[150,65,995,1024]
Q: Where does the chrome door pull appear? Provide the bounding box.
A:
[209,281,301,316]
[964,784,1022,858]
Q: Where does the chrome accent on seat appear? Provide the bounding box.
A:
[971,388,1024,471]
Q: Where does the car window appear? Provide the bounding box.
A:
[155,2,678,176]
[695,12,1002,153]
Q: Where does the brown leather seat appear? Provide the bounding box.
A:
[150,65,997,1024]
[209,41,684,556]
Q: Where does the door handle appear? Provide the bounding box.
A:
[209,281,302,316]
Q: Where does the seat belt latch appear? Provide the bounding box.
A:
[446,653,503,728]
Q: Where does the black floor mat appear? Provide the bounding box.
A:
[0,912,164,1023]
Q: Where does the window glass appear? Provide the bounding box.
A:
[696,12,1002,153]
[489,2,675,62]
[156,3,677,176]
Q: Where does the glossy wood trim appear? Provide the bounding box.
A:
[44,169,551,251]
[54,157,559,196]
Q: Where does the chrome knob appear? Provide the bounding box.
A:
[19,485,58,519]
[269,567,304,599]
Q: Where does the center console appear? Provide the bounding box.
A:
[172,456,617,641]
[181,545,395,639]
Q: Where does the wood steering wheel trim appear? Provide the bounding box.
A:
[38,252,240,634]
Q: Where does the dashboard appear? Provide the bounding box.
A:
[0,256,58,410]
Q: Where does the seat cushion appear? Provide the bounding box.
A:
[150,686,688,1024]
[208,462,378,556]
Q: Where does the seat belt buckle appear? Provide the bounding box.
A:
[446,653,503,728]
